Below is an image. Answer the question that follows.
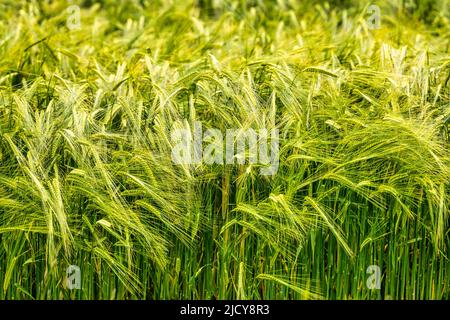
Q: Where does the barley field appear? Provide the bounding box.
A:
[0,0,449,300]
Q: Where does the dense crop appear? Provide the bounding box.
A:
[0,0,449,299]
